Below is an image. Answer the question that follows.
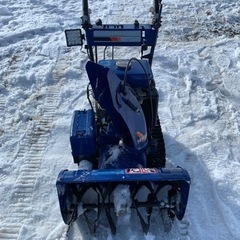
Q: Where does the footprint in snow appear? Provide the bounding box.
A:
[205,81,231,97]
[205,81,219,91]
[218,85,231,97]
[216,54,231,70]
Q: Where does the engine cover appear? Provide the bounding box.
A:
[99,59,153,88]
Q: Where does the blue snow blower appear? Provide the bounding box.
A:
[56,0,190,235]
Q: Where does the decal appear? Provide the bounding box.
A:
[135,131,147,144]
[126,168,158,174]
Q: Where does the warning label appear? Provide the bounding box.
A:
[126,168,158,174]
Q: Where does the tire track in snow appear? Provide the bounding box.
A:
[0,224,22,240]
[0,48,71,239]
[0,100,5,111]
[0,89,60,239]
[0,100,5,142]
[0,49,27,187]
[0,49,27,152]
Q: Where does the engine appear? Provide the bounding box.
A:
[99,59,159,136]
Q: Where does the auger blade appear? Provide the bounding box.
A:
[56,167,190,234]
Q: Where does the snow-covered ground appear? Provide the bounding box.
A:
[0,0,240,239]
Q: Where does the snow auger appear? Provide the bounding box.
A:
[56,0,190,235]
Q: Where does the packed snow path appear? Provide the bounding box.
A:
[0,0,240,239]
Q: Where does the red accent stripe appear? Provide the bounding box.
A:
[110,36,121,42]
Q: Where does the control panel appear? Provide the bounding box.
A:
[86,24,156,46]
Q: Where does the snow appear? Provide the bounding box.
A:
[0,0,240,239]
[78,160,93,171]
[113,185,131,216]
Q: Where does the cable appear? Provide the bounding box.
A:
[122,58,155,134]
[87,83,94,111]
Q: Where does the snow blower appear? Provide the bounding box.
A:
[56,0,190,235]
